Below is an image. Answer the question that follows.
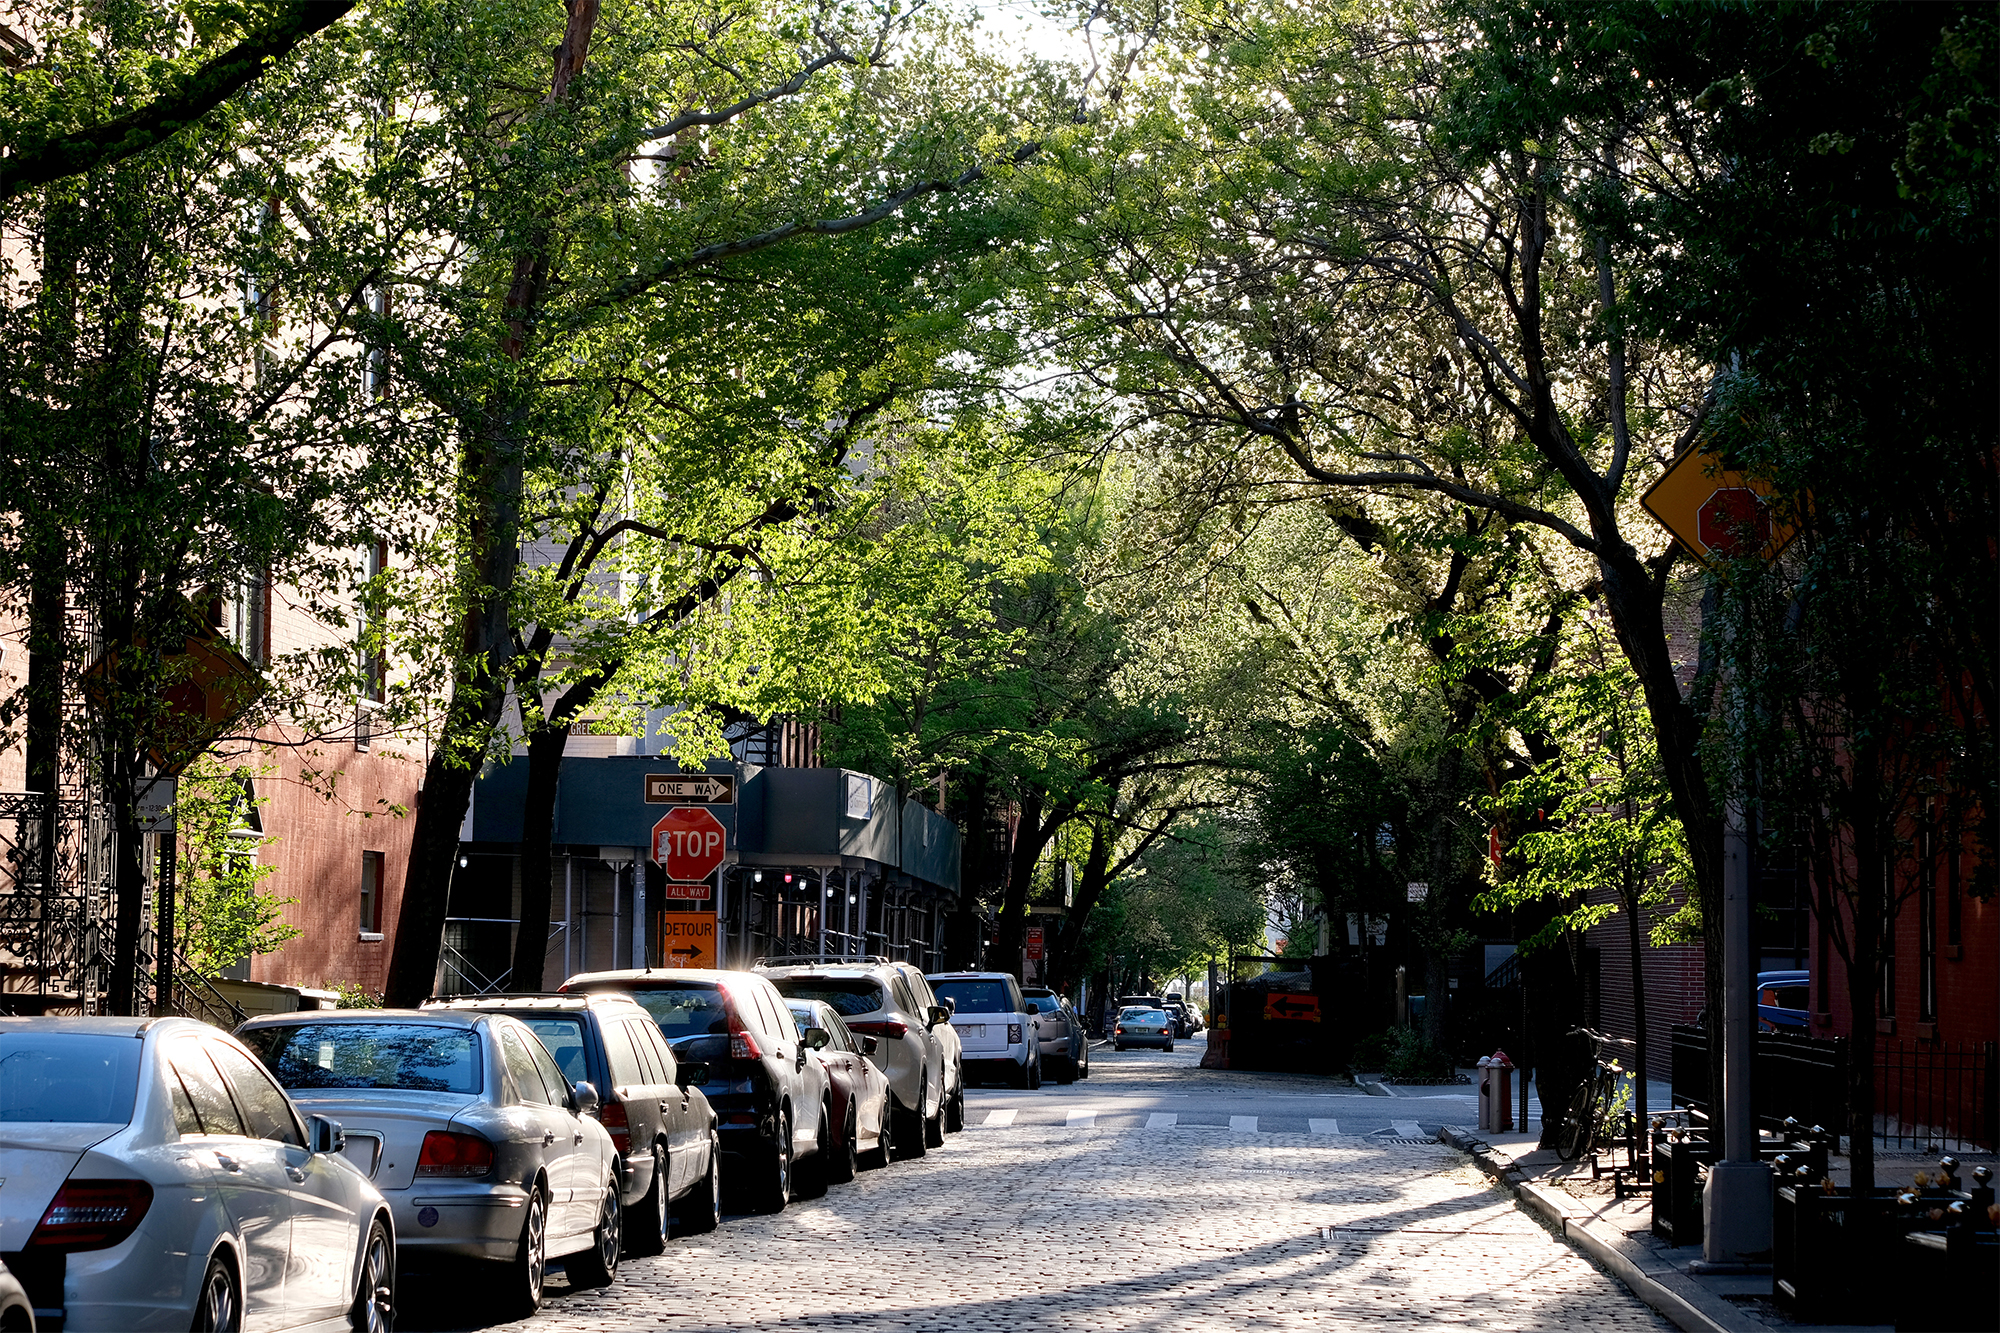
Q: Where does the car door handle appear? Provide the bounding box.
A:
[286,1166,308,1183]
[542,1130,556,1146]
[214,1153,242,1173]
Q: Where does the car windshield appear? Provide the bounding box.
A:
[242,1023,481,1094]
[931,980,1012,1014]
[515,1016,589,1085]
[769,977,885,1017]
[602,985,729,1041]
[0,1033,142,1124]
[1023,995,1060,1014]
[784,1004,822,1037]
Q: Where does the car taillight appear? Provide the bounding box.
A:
[600,1098,630,1151]
[728,1007,763,1061]
[1007,1023,1023,1043]
[848,1020,908,1040]
[416,1130,495,1178]
[1115,1026,1125,1035]
[28,1179,153,1251]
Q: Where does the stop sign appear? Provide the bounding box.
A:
[651,807,727,882]
[1696,487,1771,558]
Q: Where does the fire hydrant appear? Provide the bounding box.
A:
[1477,1049,1515,1133]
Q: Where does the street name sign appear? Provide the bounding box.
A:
[644,773,736,805]
[661,912,718,966]
[651,806,727,882]
[1263,993,1322,1023]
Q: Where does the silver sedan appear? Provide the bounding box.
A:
[237,1009,620,1319]
[1112,1007,1176,1052]
[0,1016,393,1333]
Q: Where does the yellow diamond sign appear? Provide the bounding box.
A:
[1640,446,1799,566]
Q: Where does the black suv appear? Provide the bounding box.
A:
[427,992,722,1250]
[561,968,833,1213]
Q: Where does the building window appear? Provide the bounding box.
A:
[1919,802,1937,1021]
[362,286,391,399]
[1947,818,1963,948]
[1878,861,1896,1018]
[229,570,271,666]
[360,850,384,937]
[361,539,387,702]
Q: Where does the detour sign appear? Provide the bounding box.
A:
[1263,993,1321,1023]
[661,912,718,969]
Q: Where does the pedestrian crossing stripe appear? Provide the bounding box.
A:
[1146,1112,1178,1129]
[1229,1115,1258,1132]
[1065,1109,1096,1128]
[981,1109,1017,1126]
[1391,1120,1422,1137]
[1309,1118,1340,1135]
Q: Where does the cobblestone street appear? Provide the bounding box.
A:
[399,1046,1671,1333]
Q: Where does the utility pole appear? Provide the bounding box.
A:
[1703,798,1771,1260]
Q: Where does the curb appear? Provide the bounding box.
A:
[1358,1079,1394,1097]
[1439,1127,1739,1333]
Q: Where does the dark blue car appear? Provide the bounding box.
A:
[1757,970,1811,1032]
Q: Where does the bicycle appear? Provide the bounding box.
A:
[1558,1026,1637,1162]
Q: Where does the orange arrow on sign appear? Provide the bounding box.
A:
[1263,993,1322,1023]
[1641,445,1801,567]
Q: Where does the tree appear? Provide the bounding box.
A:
[168,755,300,977]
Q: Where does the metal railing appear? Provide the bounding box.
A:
[1875,1039,1997,1152]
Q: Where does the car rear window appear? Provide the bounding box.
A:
[0,1033,141,1124]
[517,1016,591,1085]
[769,977,886,1016]
[932,980,1014,1014]
[1024,995,1060,1014]
[1119,1007,1163,1020]
[610,985,730,1041]
[243,1023,482,1094]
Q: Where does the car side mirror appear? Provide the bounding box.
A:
[675,1062,709,1088]
[927,1005,952,1028]
[941,997,957,1015]
[858,1035,878,1057]
[309,1114,345,1156]
[802,1027,831,1051]
[571,1080,601,1115]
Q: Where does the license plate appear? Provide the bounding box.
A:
[961,1024,985,1038]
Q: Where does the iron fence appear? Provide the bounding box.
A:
[1874,1039,1996,1152]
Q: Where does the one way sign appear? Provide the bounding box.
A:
[1263,993,1322,1023]
[644,773,736,805]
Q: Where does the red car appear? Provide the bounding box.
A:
[785,998,896,1178]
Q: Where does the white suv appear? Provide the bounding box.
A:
[927,971,1040,1089]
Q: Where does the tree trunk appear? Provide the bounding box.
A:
[992,788,1046,979]
[508,721,569,990]
[1048,809,1114,994]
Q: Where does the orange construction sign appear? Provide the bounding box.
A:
[660,912,718,969]
[1263,993,1321,1023]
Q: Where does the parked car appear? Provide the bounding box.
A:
[782,998,894,1176]
[1757,970,1812,1032]
[1113,1007,1175,1051]
[888,962,965,1133]
[1020,987,1089,1083]
[0,1016,394,1333]
[423,992,720,1251]
[236,1007,621,1318]
[1162,1002,1193,1038]
[0,1259,30,1332]
[561,968,831,1213]
[926,972,1040,1089]
[760,959,955,1155]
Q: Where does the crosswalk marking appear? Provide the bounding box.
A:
[982,1109,1017,1127]
[1309,1118,1341,1135]
[1146,1112,1178,1129]
[1229,1115,1258,1133]
[1392,1120,1423,1137]
[1065,1109,1096,1128]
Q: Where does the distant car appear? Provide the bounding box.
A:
[562,968,831,1213]
[1758,970,1812,1032]
[424,992,721,1251]
[783,998,894,1176]
[1114,1007,1175,1052]
[237,1008,621,1318]
[928,972,1040,1089]
[0,1016,394,1333]
[1020,987,1089,1083]
[0,1258,30,1332]
[1162,1003,1193,1038]
[760,958,957,1154]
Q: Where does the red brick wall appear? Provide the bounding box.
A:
[1585,884,1705,1082]
[238,730,423,998]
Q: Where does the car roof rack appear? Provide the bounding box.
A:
[752,954,895,968]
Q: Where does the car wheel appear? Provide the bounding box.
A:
[348,1219,393,1333]
[625,1147,668,1258]
[794,1101,831,1199]
[865,1100,895,1168]
[943,1073,965,1133]
[829,1104,859,1183]
[1055,1055,1076,1085]
[753,1108,793,1213]
[1078,1047,1090,1079]
[566,1183,622,1290]
[1114,1043,1125,1052]
[1028,1056,1043,1091]
[496,1184,547,1318]
[894,1087,928,1160]
[1164,1041,1174,1052]
[192,1254,241,1333]
[675,1134,722,1235]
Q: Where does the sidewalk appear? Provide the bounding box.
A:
[1440,1111,1996,1333]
